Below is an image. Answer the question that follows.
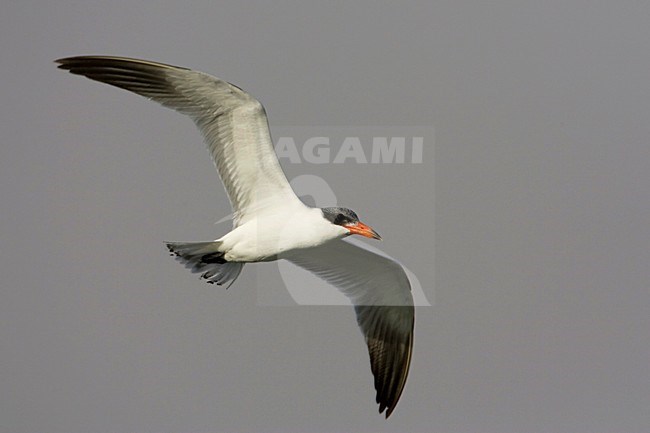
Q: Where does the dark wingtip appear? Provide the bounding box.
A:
[378,399,396,419]
[55,57,69,70]
[55,56,83,68]
[54,55,190,72]
[55,56,93,74]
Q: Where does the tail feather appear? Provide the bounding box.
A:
[166,241,244,289]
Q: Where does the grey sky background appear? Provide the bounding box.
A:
[1,1,649,432]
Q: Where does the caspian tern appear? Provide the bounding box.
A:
[57,56,415,418]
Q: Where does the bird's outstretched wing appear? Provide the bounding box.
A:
[283,239,415,418]
[56,56,300,226]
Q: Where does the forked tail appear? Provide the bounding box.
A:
[166,241,244,289]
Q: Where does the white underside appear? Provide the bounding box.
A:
[218,203,348,262]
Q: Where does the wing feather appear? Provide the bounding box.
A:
[57,55,299,225]
[283,239,415,417]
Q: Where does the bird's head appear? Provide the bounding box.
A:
[321,207,382,240]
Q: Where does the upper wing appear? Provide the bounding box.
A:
[57,56,300,226]
[283,239,415,418]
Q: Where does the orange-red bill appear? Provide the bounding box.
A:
[345,221,382,240]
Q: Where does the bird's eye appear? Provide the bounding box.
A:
[334,214,347,225]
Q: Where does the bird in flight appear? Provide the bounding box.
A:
[57,56,415,418]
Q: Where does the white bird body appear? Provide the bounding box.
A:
[219,204,347,262]
[58,55,416,418]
